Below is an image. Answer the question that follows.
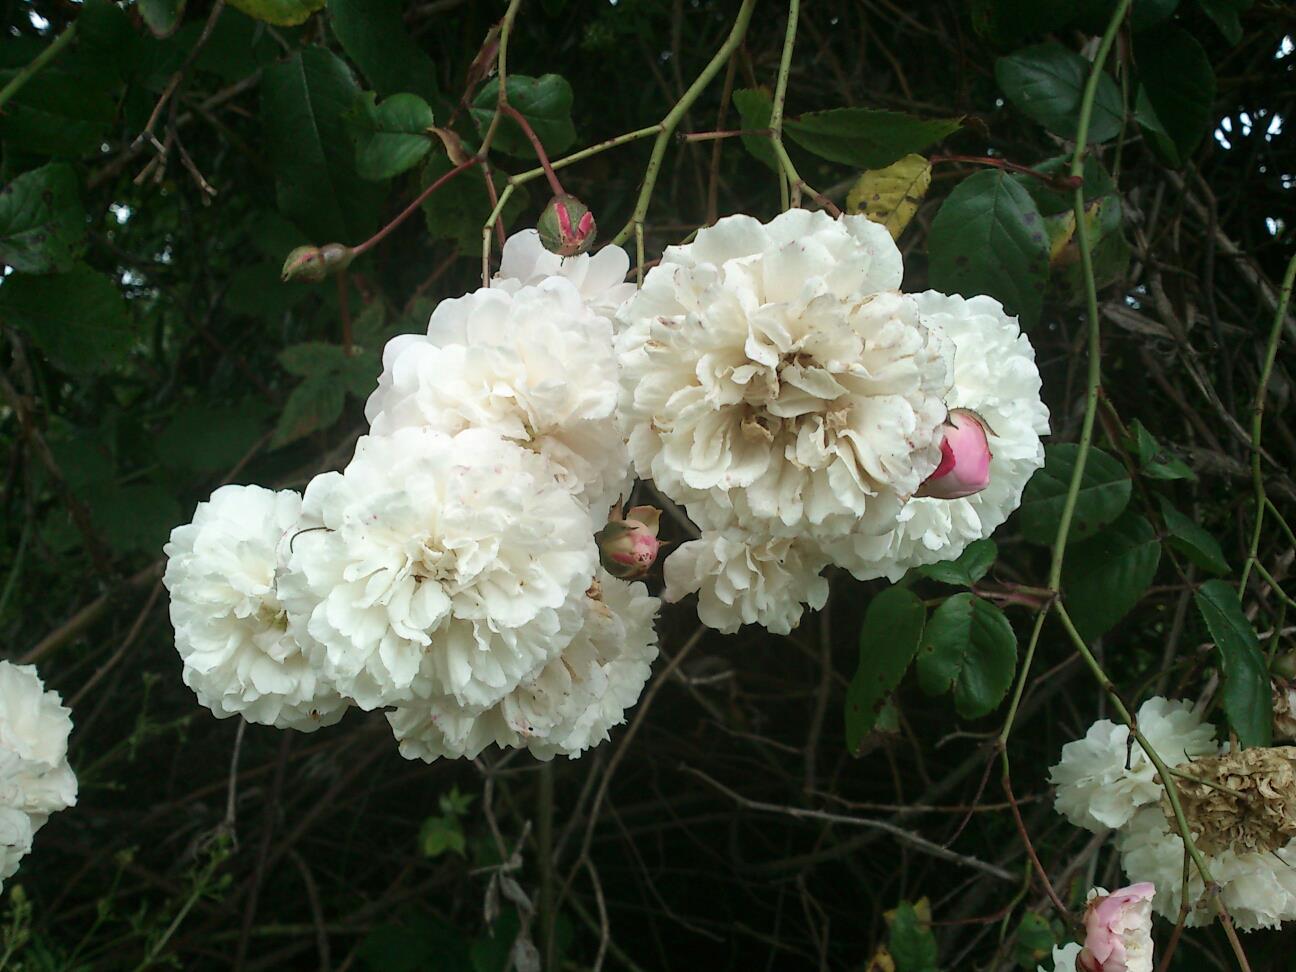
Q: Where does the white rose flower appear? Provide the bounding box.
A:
[365,279,630,518]
[0,662,77,892]
[387,571,660,761]
[825,291,1049,581]
[1117,807,1296,930]
[492,228,636,320]
[663,526,830,635]
[1040,943,1082,972]
[281,428,598,712]
[0,806,34,890]
[163,485,349,732]
[1049,697,1218,832]
[617,210,951,541]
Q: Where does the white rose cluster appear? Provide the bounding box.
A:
[165,230,660,762]
[0,661,77,892]
[1050,697,1296,931]
[618,210,1048,633]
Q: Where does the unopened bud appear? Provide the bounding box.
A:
[915,408,993,500]
[281,243,355,283]
[537,194,596,257]
[595,505,662,580]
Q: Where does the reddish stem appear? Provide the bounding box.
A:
[932,153,1084,190]
[350,157,481,258]
[499,102,565,197]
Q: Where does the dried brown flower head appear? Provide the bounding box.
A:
[1163,746,1296,856]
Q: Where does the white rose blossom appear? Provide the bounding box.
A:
[0,661,77,892]
[163,485,349,732]
[387,570,660,761]
[663,527,830,635]
[365,278,630,518]
[1049,697,1218,832]
[280,427,598,712]
[825,291,1049,581]
[1117,807,1296,930]
[616,210,951,542]
[492,228,636,320]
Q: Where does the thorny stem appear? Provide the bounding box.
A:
[1046,0,1129,588]
[0,21,76,110]
[610,0,758,251]
[1241,252,1296,591]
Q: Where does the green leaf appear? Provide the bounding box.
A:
[971,0,1076,48]
[995,43,1124,143]
[888,901,938,972]
[1018,444,1131,545]
[262,47,384,243]
[1062,512,1162,641]
[1134,28,1215,163]
[916,594,1017,719]
[157,402,269,473]
[784,108,962,169]
[327,0,438,101]
[1016,155,1115,216]
[279,341,349,377]
[1197,0,1251,44]
[0,68,115,158]
[732,88,778,171]
[137,0,187,37]
[928,169,1050,328]
[1158,498,1229,576]
[0,163,86,273]
[418,814,466,858]
[353,93,436,181]
[0,264,133,373]
[1128,419,1196,481]
[273,377,346,448]
[90,482,182,555]
[420,153,529,252]
[1130,0,1180,31]
[1194,579,1271,747]
[845,588,926,753]
[916,539,998,587]
[228,0,324,26]
[470,74,577,159]
[357,922,472,972]
[1013,913,1057,970]
[1048,193,1130,304]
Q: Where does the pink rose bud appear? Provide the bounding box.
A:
[595,505,662,580]
[537,193,597,257]
[1078,883,1155,972]
[915,408,993,500]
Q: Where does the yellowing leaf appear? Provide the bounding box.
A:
[227,0,323,27]
[846,153,932,239]
[864,946,897,972]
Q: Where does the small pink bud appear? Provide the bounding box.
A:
[595,505,662,580]
[537,194,596,257]
[915,408,993,500]
[1077,883,1155,972]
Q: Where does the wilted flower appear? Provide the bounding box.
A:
[1273,677,1296,741]
[596,505,663,579]
[538,194,597,257]
[1078,883,1155,972]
